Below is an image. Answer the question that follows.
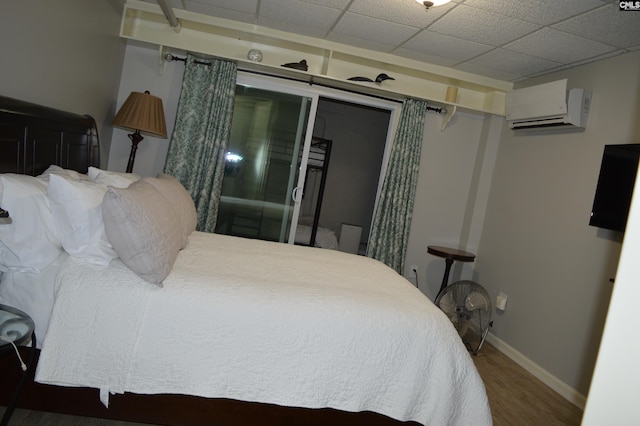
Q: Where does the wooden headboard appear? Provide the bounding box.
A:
[0,95,100,175]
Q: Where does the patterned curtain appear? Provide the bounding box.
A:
[366,98,428,273]
[164,55,237,233]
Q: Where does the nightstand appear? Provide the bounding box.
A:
[0,304,36,426]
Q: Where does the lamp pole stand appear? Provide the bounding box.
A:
[125,130,144,173]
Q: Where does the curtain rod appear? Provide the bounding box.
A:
[163,53,446,113]
[164,53,210,67]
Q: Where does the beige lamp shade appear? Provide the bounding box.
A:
[112,91,167,138]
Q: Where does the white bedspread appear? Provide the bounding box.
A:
[36,232,491,425]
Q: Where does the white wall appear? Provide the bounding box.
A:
[478,51,640,401]
[0,0,127,167]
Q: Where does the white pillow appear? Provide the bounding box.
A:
[102,179,183,285]
[88,167,140,188]
[38,165,89,182]
[47,174,117,265]
[0,174,62,272]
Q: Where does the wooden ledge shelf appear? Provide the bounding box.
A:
[121,0,513,116]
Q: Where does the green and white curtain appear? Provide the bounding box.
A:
[367,98,428,273]
[164,55,237,233]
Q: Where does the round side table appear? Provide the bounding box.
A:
[427,245,476,300]
[0,304,36,426]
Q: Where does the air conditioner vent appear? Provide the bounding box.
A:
[506,79,591,131]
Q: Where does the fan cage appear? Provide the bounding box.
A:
[435,280,493,355]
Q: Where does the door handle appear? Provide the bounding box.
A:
[292,186,303,203]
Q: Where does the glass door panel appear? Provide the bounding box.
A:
[215,83,314,243]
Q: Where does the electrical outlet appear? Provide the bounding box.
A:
[410,264,418,278]
[496,292,508,310]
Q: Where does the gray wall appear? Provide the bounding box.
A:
[478,50,640,397]
[0,0,127,167]
[405,111,501,295]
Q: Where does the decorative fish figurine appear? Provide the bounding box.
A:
[348,73,395,84]
[281,59,308,71]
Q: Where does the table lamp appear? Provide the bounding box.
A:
[112,91,167,173]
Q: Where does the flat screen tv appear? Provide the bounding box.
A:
[589,144,640,232]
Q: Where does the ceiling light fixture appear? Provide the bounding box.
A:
[416,0,452,9]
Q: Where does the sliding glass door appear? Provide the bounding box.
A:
[215,75,318,243]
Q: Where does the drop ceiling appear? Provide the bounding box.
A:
[143,0,640,82]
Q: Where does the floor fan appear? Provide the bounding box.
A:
[435,280,493,355]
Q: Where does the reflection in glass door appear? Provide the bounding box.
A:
[215,80,317,243]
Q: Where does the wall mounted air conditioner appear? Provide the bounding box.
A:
[506,79,592,131]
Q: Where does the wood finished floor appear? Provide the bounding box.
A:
[1,343,582,425]
[473,343,583,425]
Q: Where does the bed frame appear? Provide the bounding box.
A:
[0,95,417,426]
[0,96,100,175]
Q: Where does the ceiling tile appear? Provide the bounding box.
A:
[258,16,330,39]
[347,0,456,28]
[517,64,572,81]
[552,3,640,49]
[467,48,562,78]
[454,62,523,82]
[569,49,628,68]
[331,12,420,46]
[428,5,540,47]
[325,32,397,54]
[504,27,617,64]
[394,48,461,67]
[258,0,342,33]
[399,30,494,62]
[301,0,352,7]
[185,0,258,15]
[462,0,604,25]
[184,1,257,24]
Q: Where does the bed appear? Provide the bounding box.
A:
[0,95,492,426]
[295,216,339,249]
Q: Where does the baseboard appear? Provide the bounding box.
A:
[485,333,586,409]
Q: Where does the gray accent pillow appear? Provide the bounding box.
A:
[102,179,183,285]
[146,173,197,247]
